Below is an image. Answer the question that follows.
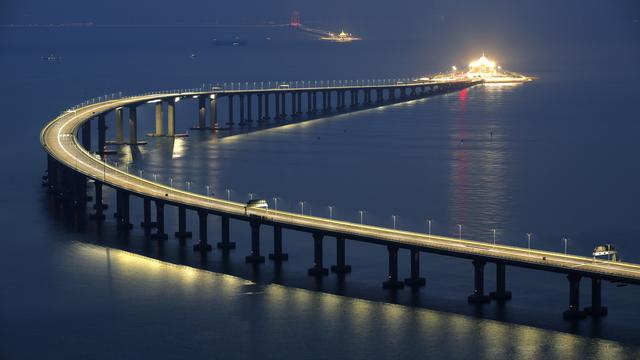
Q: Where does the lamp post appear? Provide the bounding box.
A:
[273,197,279,210]
[427,219,432,237]
[458,224,462,240]
[526,233,532,251]
[299,201,305,215]
[226,188,231,201]
[492,228,496,245]
[206,185,211,197]
[248,192,255,200]
[358,210,364,224]
[563,237,568,255]
[392,215,397,229]
[328,205,334,220]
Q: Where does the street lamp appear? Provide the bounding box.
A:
[206,185,211,197]
[458,224,462,240]
[226,188,231,201]
[273,197,279,210]
[427,219,432,237]
[358,210,365,224]
[492,228,496,245]
[248,192,255,200]
[328,205,334,220]
[526,233,532,251]
[563,237,568,255]
[392,215,397,229]
[299,201,305,215]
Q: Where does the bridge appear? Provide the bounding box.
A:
[41,79,640,320]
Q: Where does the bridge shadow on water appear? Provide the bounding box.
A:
[43,191,640,347]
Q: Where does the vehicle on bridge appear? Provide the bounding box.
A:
[278,84,290,89]
[593,244,619,262]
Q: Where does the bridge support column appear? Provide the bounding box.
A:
[154,102,164,136]
[151,200,168,240]
[468,260,491,303]
[404,249,426,287]
[322,92,327,112]
[274,93,280,119]
[247,94,252,122]
[210,95,218,130]
[490,262,512,300]
[115,107,124,144]
[563,273,586,319]
[128,106,138,144]
[227,95,234,125]
[258,93,264,120]
[308,233,328,276]
[297,92,302,114]
[175,206,192,239]
[198,96,206,129]
[217,215,236,250]
[193,211,212,252]
[383,245,404,289]
[268,224,288,261]
[115,190,132,230]
[290,92,296,116]
[330,236,351,274]
[98,114,106,157]
[239,94,245,126]
[312,92,317,113]
[245,219,265,263]
[327,91,332,110]
[140,198,156,233]
[167,100,175,136]
[307,92,313,113]
[89,181,106,220]
[81,120,91,150]
[584,277,608,317]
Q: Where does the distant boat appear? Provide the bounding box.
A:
[319,30,361,43]
[212,37,248,47]
[41,54,62,62]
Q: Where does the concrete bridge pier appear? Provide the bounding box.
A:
[312,92,317,113]
[297,92,302,114]
[584,277,608,317]
[115,189,132,230]
[89,181,106,221]
[247,94,253,122]
[330,236,351,274]
[167,100,176,136]
[210,95,218,129]
[140,198,156,234]
[290,93,296,117]
[382,245,404,289]
[268,224,288,261]
[376,90,383,104]
[263,93,270,120]
[350,90,356,107]
[563,273,586,319]
[98,114,106,157]
[81,120,91,150]
[388,88,396,102]
[257,93,264,121]
[308,233,328,276]
[154,102,164,136]
[174,207,192,240]
[468,260,491,303]
[115,107,124,144]
[193,211,212,252]
[307,92,313,114]
[239,94,246,126]
[274,93,281,119]
[151,200,168,240]
[217,215,236,250]
[280,92,286,118]
[227,95,234,126]
[245,219,265,263]
[322,92,328,113]
[327,91,332,110]
[198,96,206,129]
[490,262,512,300]
[404,249,426,287]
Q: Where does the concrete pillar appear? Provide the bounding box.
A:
[275,93,280,119]
[312,92,317,113]
[490,262,512,300]
[327,90,332,109]
[98,114,106,157]
[404,249,426,287]
[128,106,137,145]
[350,90,356,107]
[115,189,132,230]
[198,96,206,129]
[210,96,218,129]
[383,245,404,289]
[167,100,175,137]
[152,200,168,240]
[154,102,164,136]
[322,92,327,112]
[239,94,245,125]
[280,92,286,117]
[175,206,192,239]
[115,107,124,144]
[89,181,106,221]
[468,260,490,303]
[140,197,156,233]
[258,93,264,120]
[217,214,236,250]
[227,95,234,125]
[308,233,328,276]
[264,93,270,119]
[81,120,91,150]
[330,236,351,274]
[247,94,253,122]
[268,224,288,261]
[245,219,265,263]
[585,277,608,317]
[307,91,313,113]
[193,211,212,252]
[290,92,296,115]
[563,273,586,319]
[297,92,302,114]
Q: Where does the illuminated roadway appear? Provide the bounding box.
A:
[41,86,640,286]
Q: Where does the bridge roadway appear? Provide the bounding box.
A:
[41,80,640,319]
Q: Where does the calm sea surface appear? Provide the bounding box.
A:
[1,27,640,359]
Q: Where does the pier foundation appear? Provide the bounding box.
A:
[330,236,351,274]
[404,249,426,287]
[468,260,491,303]
[268,224,288,261]
[308,233,328,276]
[383,245,404,289]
